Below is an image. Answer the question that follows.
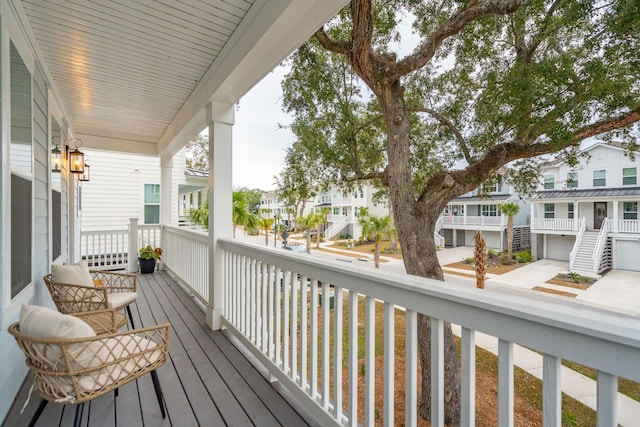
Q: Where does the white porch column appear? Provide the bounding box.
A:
[128,218,139,273]
[160,155,174,225]
[207,101,234,330]
[530,202,535,229]
[612,201,619,232]
[160,156,174,265]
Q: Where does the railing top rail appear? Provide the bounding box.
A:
[81,229,128,236]
[162,224,209,244]
[219,238,640,379]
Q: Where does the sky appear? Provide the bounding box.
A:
[232,66,294,191]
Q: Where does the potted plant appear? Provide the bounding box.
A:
[138,245,162,274]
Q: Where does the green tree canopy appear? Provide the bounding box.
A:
[281,0,640,422]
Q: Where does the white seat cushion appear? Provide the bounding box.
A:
[106,292,137,309]
[51,262,94,287]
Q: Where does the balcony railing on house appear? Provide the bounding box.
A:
[442,215,506,227]
[532,217,582,232]
[156,226,640,427]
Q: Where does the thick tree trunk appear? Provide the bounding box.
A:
[379,81,461,426]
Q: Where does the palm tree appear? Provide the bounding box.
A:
[232,192,257,238]
[501,201,520,260]
[259,217,275,246]
[297,213,320,254]
[362,215,392,268]
[316,208,330,247]
[357,207,370,242]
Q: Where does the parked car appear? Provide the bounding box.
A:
[284,244,306,253]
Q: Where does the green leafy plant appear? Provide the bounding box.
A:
[567,271,581,284]
[488,249,499,258]
[562,412,578,427]
[515,249,532,263]
[139,245,162,260]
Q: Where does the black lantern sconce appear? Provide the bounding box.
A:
[68,138,85,174]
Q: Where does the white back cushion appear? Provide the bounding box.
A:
[20,304,96,339]
[51,262,94,287]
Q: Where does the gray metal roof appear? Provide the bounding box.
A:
[185,169,208,178]
[535,187,640,199]
[450,194,513,203]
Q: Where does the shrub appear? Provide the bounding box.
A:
[488,249,499,258]
[567,271,581,284]
[515,249,532,263]
[465,257,475,264]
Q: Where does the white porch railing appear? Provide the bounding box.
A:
[204,237,639,427]
[162,225,209,305]
[532,218,580,232]
[138,224,161,249]
[442,215,506,226]
[80,229,129,269]
[612,219,640,233]
[569,218,586,269]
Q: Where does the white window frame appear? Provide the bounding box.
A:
[543,175,554,190]
[623,202,638,220]
[143,183,161,224]
[568,203,574,219]
[481,204,498,217]
[623,167,637,186]
[593,169,606,187]
[544,203,555,219]
[566,172,578,189]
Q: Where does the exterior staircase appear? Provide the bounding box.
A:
[570,231,599,273]
[325,216,351,240]
[434,216,445,248]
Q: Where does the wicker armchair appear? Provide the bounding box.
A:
[9,320,170,427]
[69,309,128,334]
[44,269,138,328]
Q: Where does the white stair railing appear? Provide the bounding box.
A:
[324,216,351,240]
[569,218,586,270]
[592,218,611,273]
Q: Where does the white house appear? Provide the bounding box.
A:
[530,141,640,273]
[440,182,530,251]
[313,185,389,240]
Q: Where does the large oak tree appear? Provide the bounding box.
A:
[282,0,640,423]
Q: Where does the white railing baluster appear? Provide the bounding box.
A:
[431,318,444,427]
[347,291,358,426]
[461,327,476,427]
[405,309,417,427]
[333,286,344,421]
[321,281,330,411]
[275,267,282,368]
[597,371,618,426]
[290,272,298,383]
[364,296,375,426]
[261,262,268,354]
[268,264,274,360]
[300,276,308,389]
[310,279,319,402]
[498,339,514,427]
[543,354,561,427]
[384,302,395,427]
[283,271,290,373]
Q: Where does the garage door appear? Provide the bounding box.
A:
[615,240,640,271]
[546,235,575,261]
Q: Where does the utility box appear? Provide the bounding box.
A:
[319,289,335,309]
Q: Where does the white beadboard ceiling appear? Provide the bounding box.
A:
[19,0,348,156]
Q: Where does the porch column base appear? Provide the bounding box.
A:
[206,307,224,330]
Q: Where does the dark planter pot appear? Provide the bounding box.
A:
[139,257,157,274]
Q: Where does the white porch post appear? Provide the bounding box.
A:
[207,101,234,330]
[160,155,174,269]
[530,202,535,229]
[612,201,619,232]
[128,218,139,273]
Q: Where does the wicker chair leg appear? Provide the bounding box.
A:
[28,398,48,427]
[73,402,85,427]
[126,305,136,328]
[150,370,166,418]
[115,387,119,397]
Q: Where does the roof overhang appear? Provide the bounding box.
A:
[17,0,348,157]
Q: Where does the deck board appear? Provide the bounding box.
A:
[2,271,311,427]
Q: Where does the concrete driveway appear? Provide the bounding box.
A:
[577,270,640,316]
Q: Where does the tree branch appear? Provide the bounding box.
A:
[408,106,473,164]
[314,26,350,55]
[418,106,640,203]
[391,0,523,80]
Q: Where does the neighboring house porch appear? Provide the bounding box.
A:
[440,194,530,251]
[531,188,640,274]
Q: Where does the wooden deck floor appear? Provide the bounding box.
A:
[3,271,311,427]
